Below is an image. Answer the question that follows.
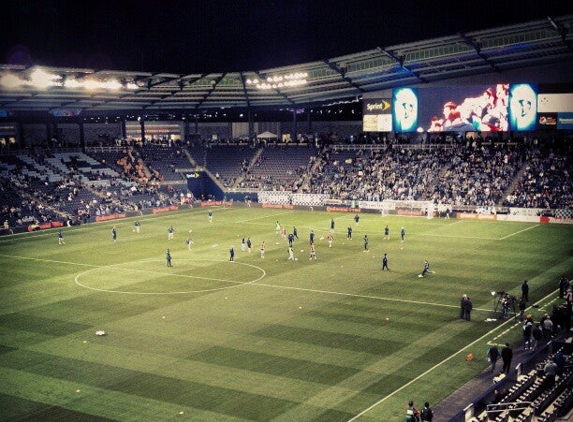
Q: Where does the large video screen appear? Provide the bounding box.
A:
[508,83,538,131]
[418,84,509,133]
[392,88,418,132]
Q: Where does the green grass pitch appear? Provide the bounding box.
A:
[1,207,572,421]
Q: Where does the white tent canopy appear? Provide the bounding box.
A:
[257,131,278,139]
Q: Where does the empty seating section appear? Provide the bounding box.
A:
[203,145,258,187]
[140,145,190,183]
[244,146,318,191]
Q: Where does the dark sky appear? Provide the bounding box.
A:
[1,0,571,74]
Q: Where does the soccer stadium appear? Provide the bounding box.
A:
[1,3,573,422]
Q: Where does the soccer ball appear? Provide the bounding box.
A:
[300,249,304,252]
[295,258,299,261]
[418,274,423,278]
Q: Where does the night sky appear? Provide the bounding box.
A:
[1,0,571,74]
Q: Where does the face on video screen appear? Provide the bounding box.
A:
[393,88,418,132]
[509,84,537,131]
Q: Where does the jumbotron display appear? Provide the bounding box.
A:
[364,83,547,133]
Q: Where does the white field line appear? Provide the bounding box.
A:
[250,282,493,312]
[344,287,559,422]
[234,210,294,223]
[499,224,539,240]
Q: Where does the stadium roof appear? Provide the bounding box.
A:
[0,15,572,114]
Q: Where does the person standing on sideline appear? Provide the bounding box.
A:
[382,253,390,270]
[347,226,353,240]
[111,226,117,242]
[501,343,513,374]
[166,249,172,267]
[460,295,468,319]
[58,230,65,245]
[363,235,369,252]
[559,275,569,298]
[330,218,335,230]
[523,318,533,350]
[401,227,405,242]
[229,247,234,262]
[463,296,473,321]
[405,401,420,422]
[488,344,500,373]
[420,402,433,422]
[521,280,529,302]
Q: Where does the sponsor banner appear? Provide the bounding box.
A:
[200,201,233,207]
[547,217,573,225]
[27,222,52,231]
[95,213,127,222]
[497,214,540,223]
[152,205,179,214]
[326,207,361,213]
[358,201,385,210]
[52,221,64,228]
[457,213,498,221]
[363,99,392,132]
[396,209,424,216]
[537,93,573,113]
[537,113,558,129]
[557,112,573,130]
[261,203,293,209]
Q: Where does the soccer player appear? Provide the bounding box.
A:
[134,221,140,233]
[421,260,431,277]
[275,221,281,234]
[401,227,405,242]
[347,226,353,240]
[208,210,213,223]
[384,225,390,240]
[111,226,117,242]
[330,218,335,230]
[382,253,390,270]
[166,249,172,267]
[287,232,295,247]
[288,246,295,261]
[260,241,266,258]
[354,214,360,224]
[186,237,193,251]
[58,230,65,245]
[363,235,369,252]
[168,226,175,240]
[241,237,246,252]
[247,237,252,253]
[327,232,334,248]
[293,226,299,239]
[309,230,315,245]
[229,247,235,262]
[309,243,317,260]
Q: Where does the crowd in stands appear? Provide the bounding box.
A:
[1,134,572,230]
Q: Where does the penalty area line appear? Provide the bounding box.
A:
[499,224,539,240]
